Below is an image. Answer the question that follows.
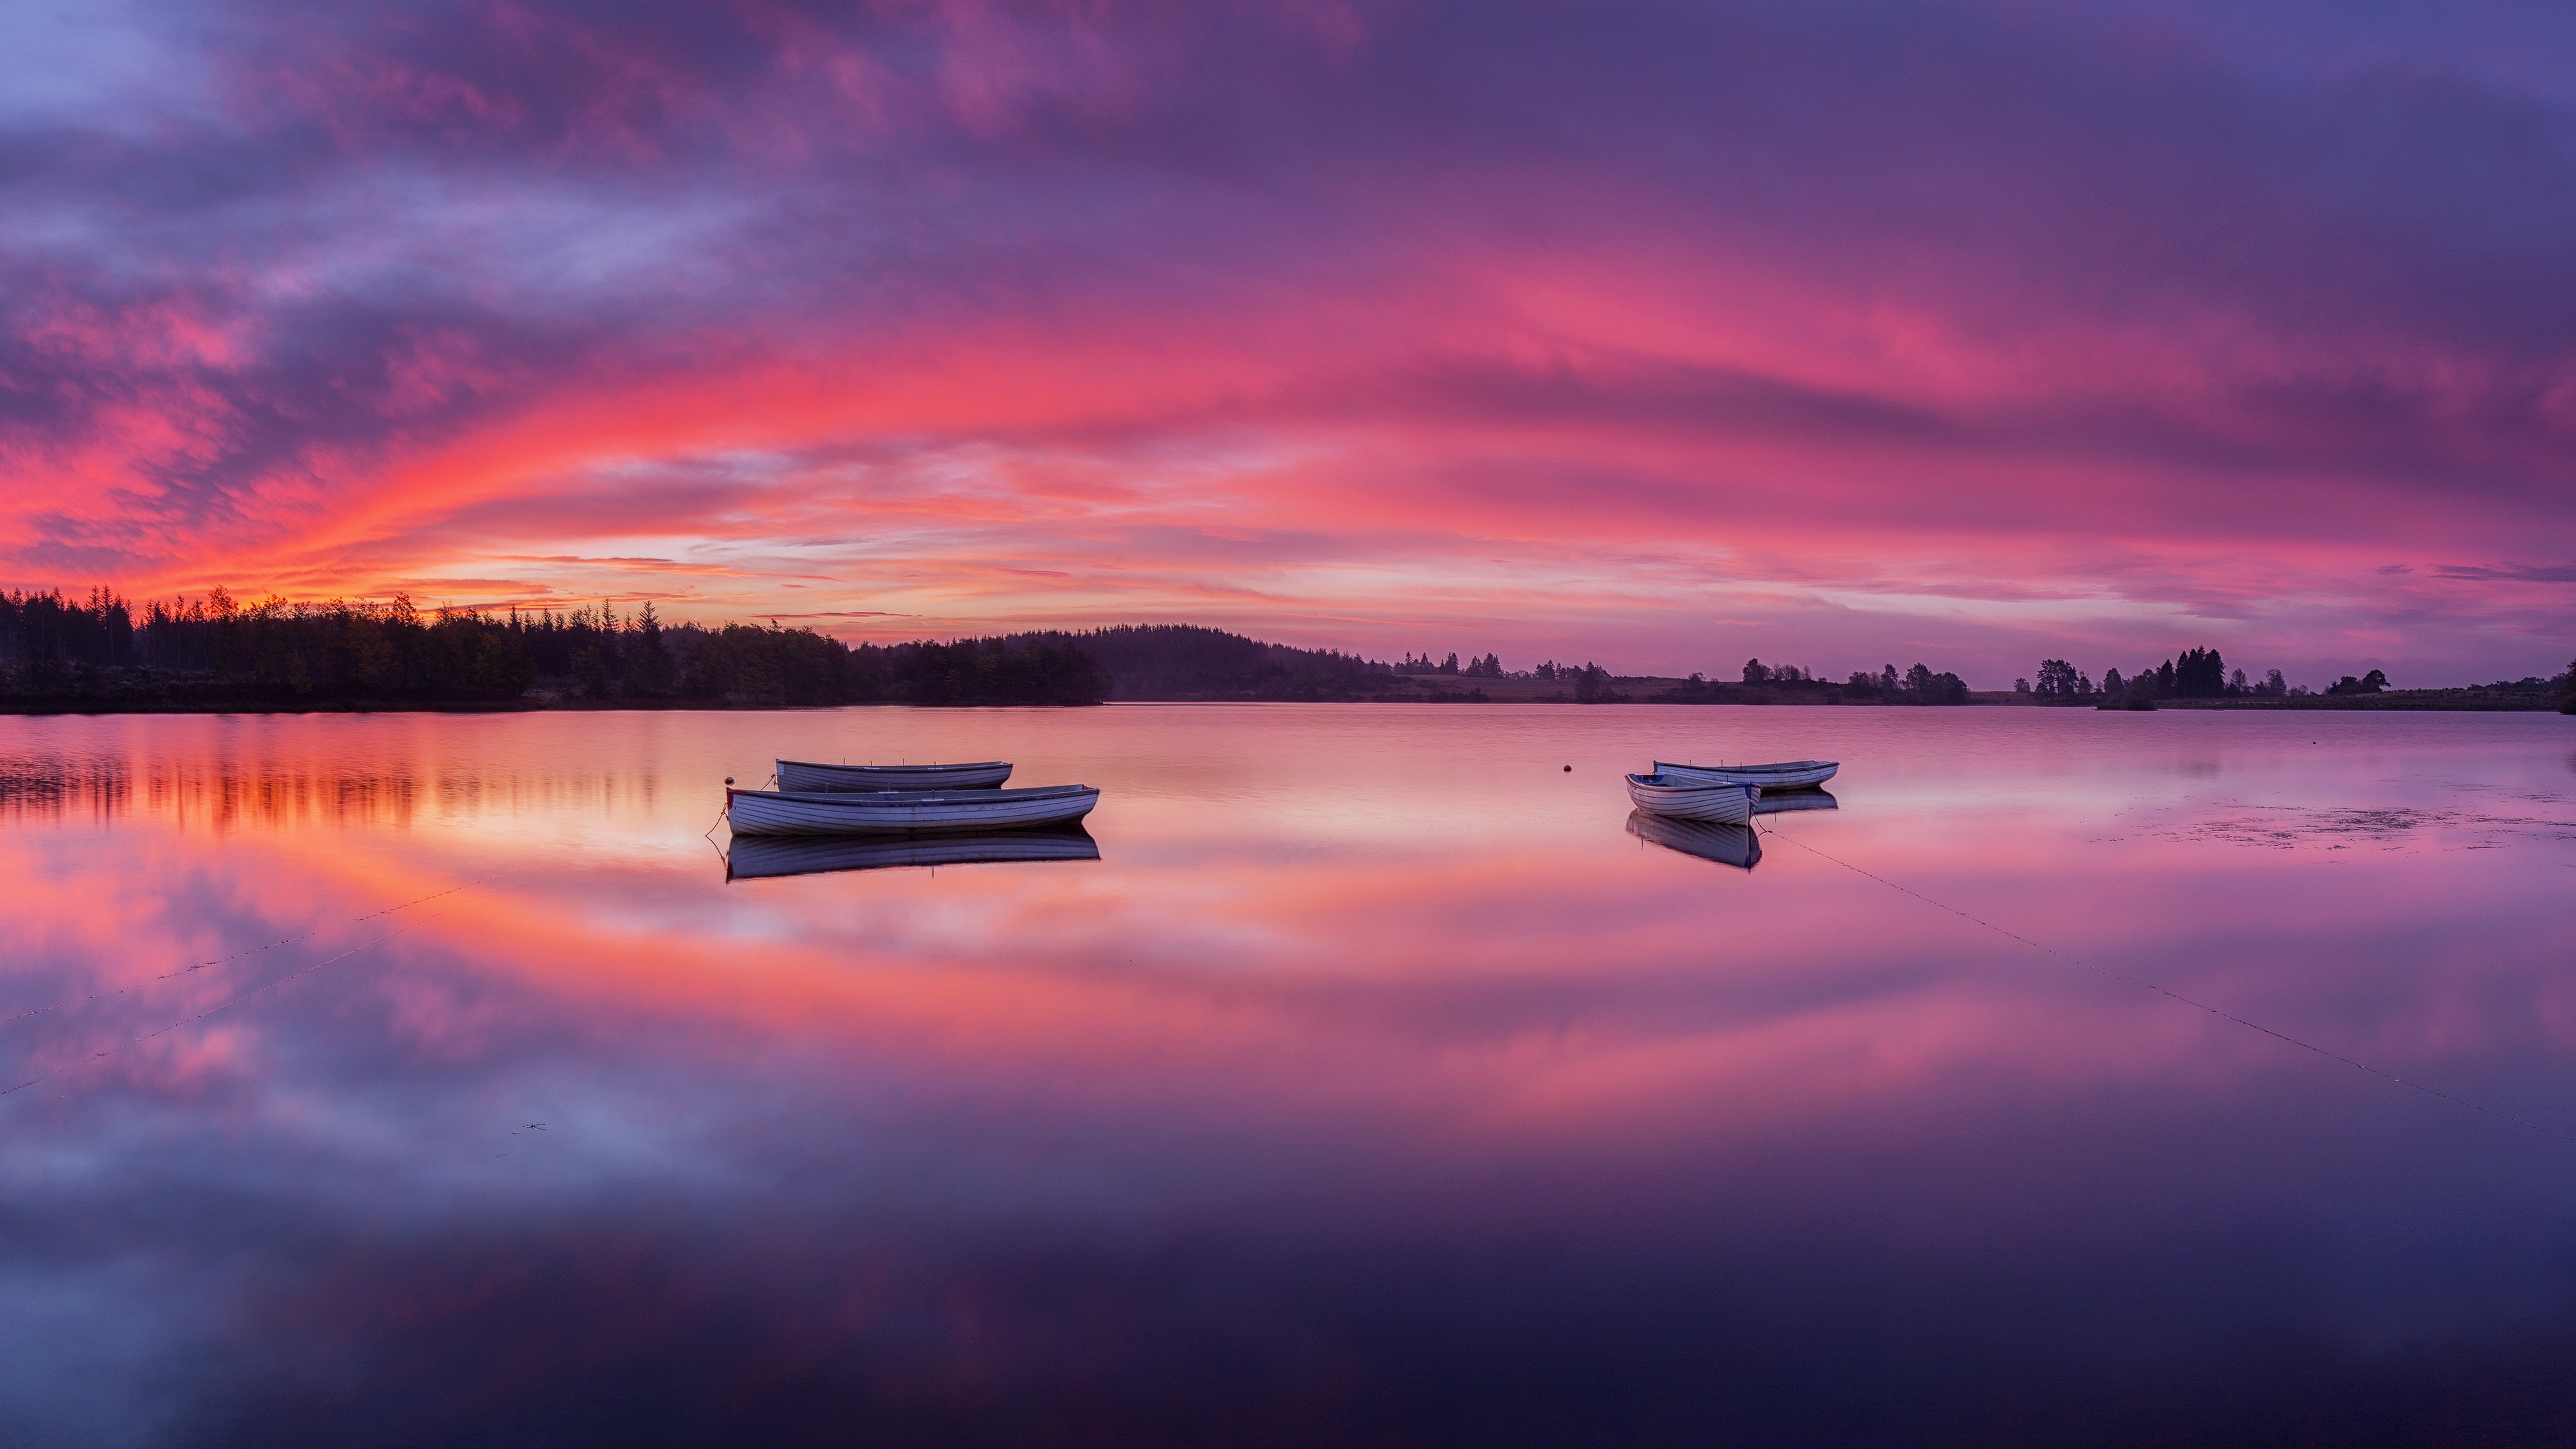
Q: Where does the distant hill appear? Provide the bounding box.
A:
[994,625,1401,701]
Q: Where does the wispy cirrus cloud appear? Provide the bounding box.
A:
[2434,562,2576,582]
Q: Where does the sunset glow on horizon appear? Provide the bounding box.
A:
[7,0,2574,685]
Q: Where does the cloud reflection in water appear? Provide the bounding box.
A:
[0,707,2570,1446]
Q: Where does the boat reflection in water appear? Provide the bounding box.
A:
[725,824,1100,881]
[1625,809,1763,870]
[1752,787,1839,816]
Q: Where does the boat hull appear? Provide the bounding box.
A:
[727,826,1098,879]
[727,784,1097,836]
[1623,773,1756,824]
[1626,810,1761,869]
[1653,759,1838,790]
[776,759,1012,791]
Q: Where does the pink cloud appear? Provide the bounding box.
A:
[3,0,2571,684]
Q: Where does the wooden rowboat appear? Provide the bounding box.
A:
[776,759,1012,791]
[1626,810,1761,869]
[726,826,1098,880]
[1623,773,1757,824]
[1653,759,1838,791]
[727,784,1097,836]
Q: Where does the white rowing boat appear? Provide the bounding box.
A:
[1626,810,1762,869]
[727,784,1099,836]
[1623,772,1757,824]
[776,759,1012,791]
[726,826,1098,880]
[1652,759,1838,791]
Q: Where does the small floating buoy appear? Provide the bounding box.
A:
[724,776,735,785]
[1563,765,1572,771]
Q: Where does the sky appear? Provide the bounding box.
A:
[3,0,2573,687]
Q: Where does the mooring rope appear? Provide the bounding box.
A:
[1757,820,2565,1142]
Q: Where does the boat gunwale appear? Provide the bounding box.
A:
[1624,772,1761,794]
[734,783,1093,806]
[775,759,1014,791]
[776,758,1011,773]
[1652,759,1837,789]
[725,784,1099,837]
[1653,759,1835,774]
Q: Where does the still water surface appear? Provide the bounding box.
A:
[3,705,2572,1445]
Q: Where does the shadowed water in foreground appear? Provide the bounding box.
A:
[1,706,2571,1446]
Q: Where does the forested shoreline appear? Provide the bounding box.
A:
[2,589,2566,713]
[2013,646,2575,713]
[0,590,1108,710]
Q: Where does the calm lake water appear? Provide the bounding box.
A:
[3,704,2572,1446]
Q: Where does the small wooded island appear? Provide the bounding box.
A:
[1,588,2569,713]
